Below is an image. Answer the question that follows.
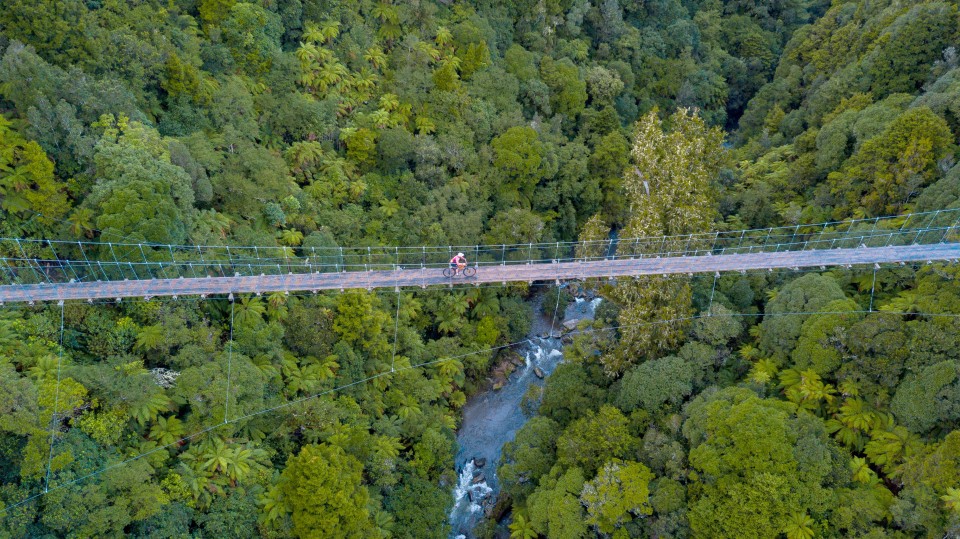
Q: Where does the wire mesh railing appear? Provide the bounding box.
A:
[0,208,958,287]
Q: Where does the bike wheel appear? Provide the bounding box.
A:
[442,267,454,278]
[463,267,476,277]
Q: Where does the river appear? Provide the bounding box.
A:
[448,292,602,538]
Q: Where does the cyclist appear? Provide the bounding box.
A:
[449,252,467,276]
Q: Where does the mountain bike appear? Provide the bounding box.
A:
[443,265,476,278]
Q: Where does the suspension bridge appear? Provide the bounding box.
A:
[0,209,959,303]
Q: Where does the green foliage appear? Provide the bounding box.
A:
[40,459,169,537]
[0,115,68,228]
[539,362,607,425]
[499,416,560,501]
[683,388,830,539]
[615,355,694,413]
[527,465,588,539]
[790,299,862,376]
[199,0,237,28]
[891,360,960,435]
[4,0,960,535]
[539,56,587,119]
[624,109,726,238]
[279,443,374,538]
[829,106,955,217]
[509,513,537,539]
[604,109,726,373]
[864,3,959,97]
[758,273,846,365]
[88,115,195,245]
[384,475,451,539]
[484,208,545,244]
[491,126,545,205]
[221,3,283,76]
[557,405,635,476]
[580,459,653,533]
[692,304,744,346]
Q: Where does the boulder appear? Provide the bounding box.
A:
[486,494,512,522]
[472,472,486,484]
[534,367,545,379]
[562,318,580,331]
[474,457,486,469]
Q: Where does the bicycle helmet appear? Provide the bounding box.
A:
[457,252,464,257]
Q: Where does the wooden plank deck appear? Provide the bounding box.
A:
[0,243,958,303]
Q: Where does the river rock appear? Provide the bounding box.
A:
[474,457,486,468]
[486,494,512,522]
[562,335,574,345]
[534,367,545,379]
[562,318,580,331]
[492,381,504,391]
[472,472,485,484]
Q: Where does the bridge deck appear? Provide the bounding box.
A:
[0,243,957,303]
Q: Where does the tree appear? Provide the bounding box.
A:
[758,274,846,365]
[580,459,654,534]
[198,0,237,28]
[233,295,266,329]
[865,3,959,97]
[0,115,68,226]
[783,512,816,539]
[499,416,561,501]
[615,355,694,413]
[683,387,831,539]
[539,56,587,119]
[149,415,185,446]
[942,488,960,514]
[483,208,545,245]
[829,106,955,218]
[491,126,545,206]
[87,115,195,246]
[790,299,861,376]
[279,443,374,538]
[527,466,588,539]
[221,3,283,76]
[557,405,635,476]
[605,109,726,374]
[509,514,538,539]
[837,312,910,391]
[383,475,451,539]
[410,427,454,481]
[891,360,960,435]
[539,362,607,425]
[864,416,922,476]
[197,487,259,537]
[333,290,389,352]
[585,66,624,105]
[40,459,168,537]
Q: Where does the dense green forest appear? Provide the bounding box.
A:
[1,0,960,537]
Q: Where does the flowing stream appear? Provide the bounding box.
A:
[448,293,601,538]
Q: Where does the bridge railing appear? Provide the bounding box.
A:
[0,209,958,287]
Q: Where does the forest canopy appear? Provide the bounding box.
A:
[1,0,960,538]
